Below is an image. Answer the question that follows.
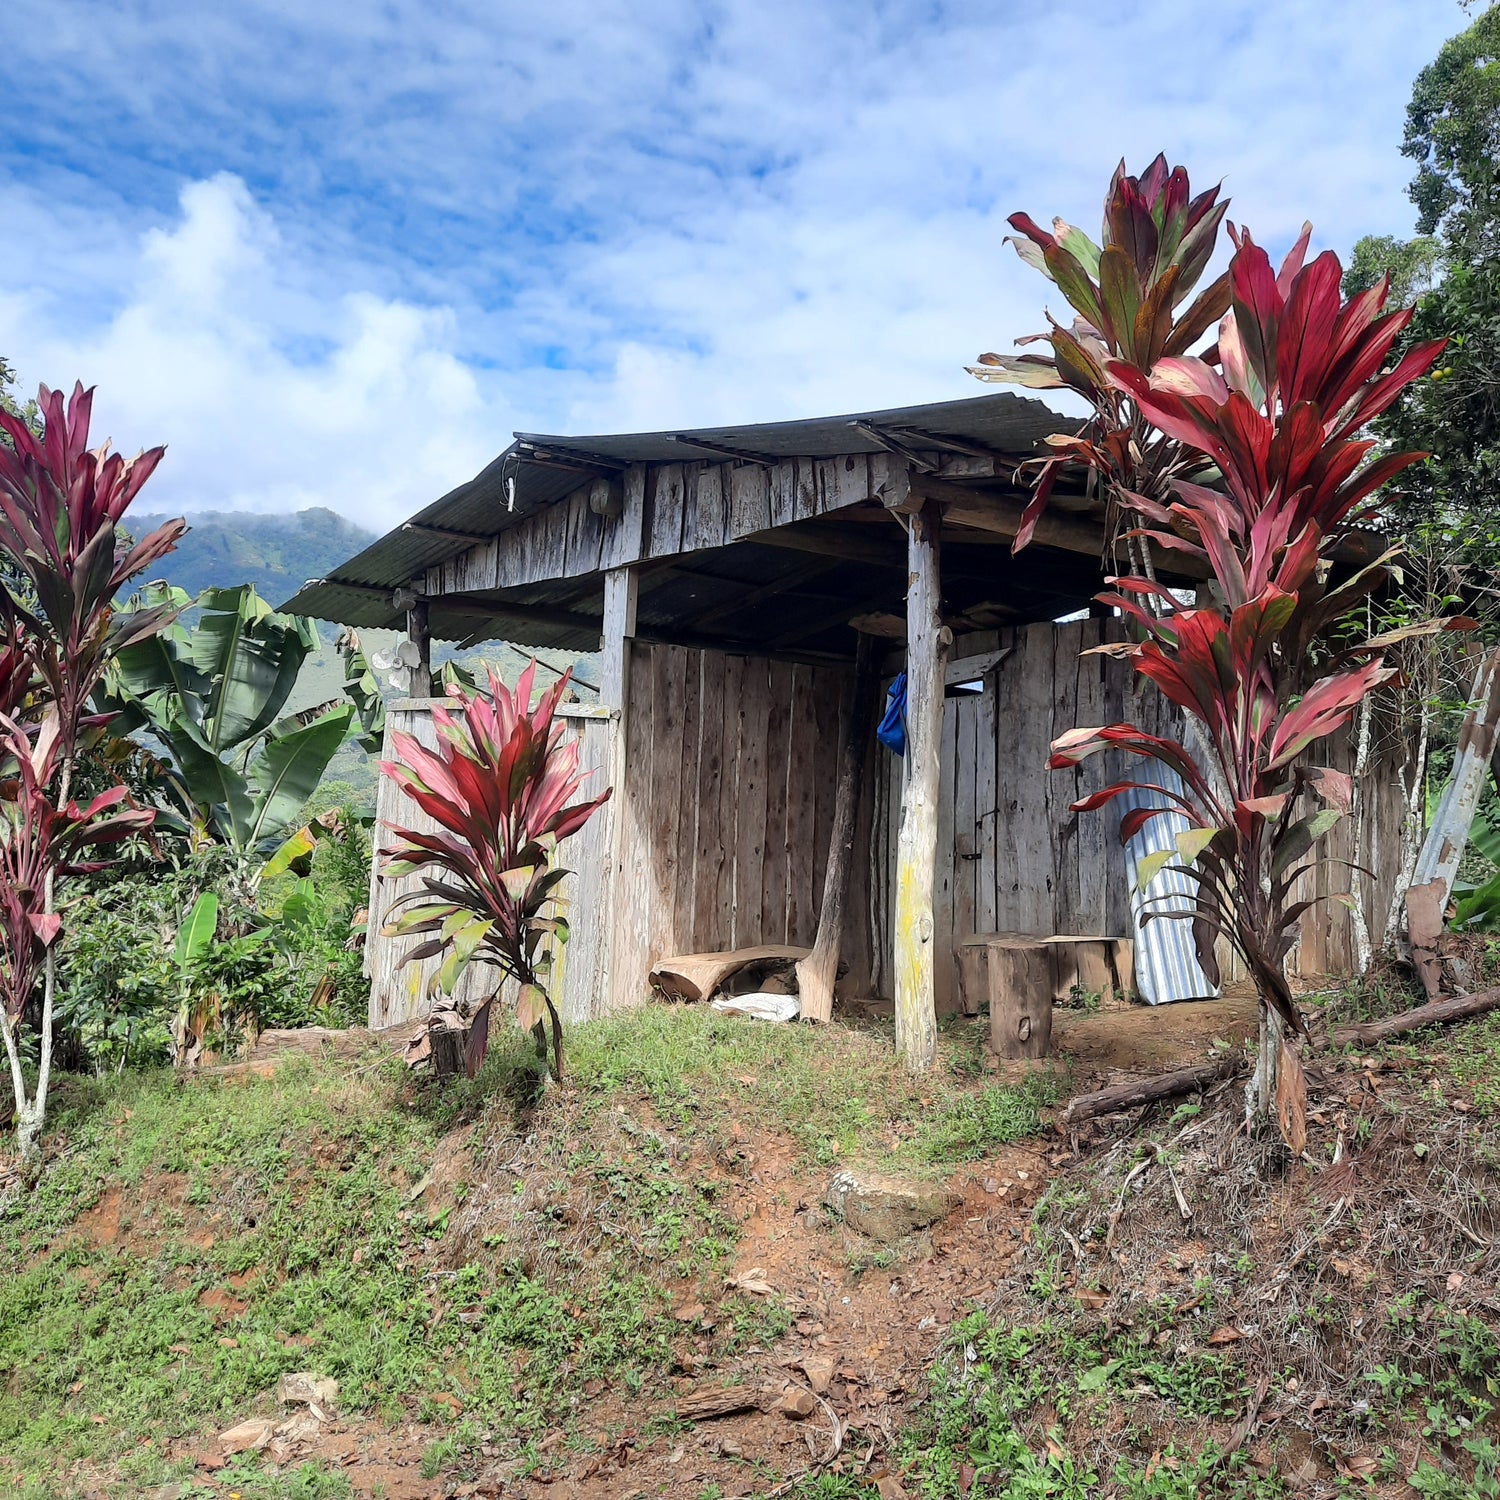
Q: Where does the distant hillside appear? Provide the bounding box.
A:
[132,506,376,607]
[125,505,598,814]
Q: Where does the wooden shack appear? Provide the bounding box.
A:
[283,393,1412,1052]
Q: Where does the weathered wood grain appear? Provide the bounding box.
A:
[894,505,946,1071]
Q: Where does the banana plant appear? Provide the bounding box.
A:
[101,583,354,871]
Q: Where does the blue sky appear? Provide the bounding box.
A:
[0,0,1467,530]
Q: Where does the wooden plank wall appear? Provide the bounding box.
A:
[604,641,872,1008]
[367,701,617,1029]
[425,452,910,594]
[872,619,1413,1005]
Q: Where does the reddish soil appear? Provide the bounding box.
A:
[42,999,1256,1498]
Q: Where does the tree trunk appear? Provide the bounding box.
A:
[795,633,878,1023]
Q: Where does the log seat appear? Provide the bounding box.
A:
[956,934,1135,1058]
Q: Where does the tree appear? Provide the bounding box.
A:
[0,383,184,1169]
[1348,5,1500,574]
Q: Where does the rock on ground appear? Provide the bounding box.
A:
[824,1170,959,1244]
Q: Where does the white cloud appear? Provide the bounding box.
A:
[0,174,501,527]
[0,0,1474,531]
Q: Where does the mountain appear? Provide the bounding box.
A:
[124,505,599,813]
[131,506,375,607]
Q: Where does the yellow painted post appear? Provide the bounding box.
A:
[894,503,948,1071]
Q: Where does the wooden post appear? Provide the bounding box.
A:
[600,567,638,705]
[795,632,879,1023]
[895,504,948,1072]
[601,567,641,1015]
[406,597,431,692]
[1411,645,1500,912]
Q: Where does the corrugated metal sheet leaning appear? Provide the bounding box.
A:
[1117,757,1218,1004]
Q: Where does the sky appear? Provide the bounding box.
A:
[0,0,1469,533]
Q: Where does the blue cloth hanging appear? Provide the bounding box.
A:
[877,672,908,756]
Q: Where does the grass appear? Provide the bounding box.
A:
[0,1005,1065,1497]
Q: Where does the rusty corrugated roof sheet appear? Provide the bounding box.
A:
[278,391,1066,632]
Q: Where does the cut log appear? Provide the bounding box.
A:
[1061,983,1500,1125]
[1061,1057,1242,1125]
[649,945,809,1004]
[959,938,1054,1059]
[957,935,1132,1019]
[1331,984,1500,1046]
[675,1383,762,1421]
[795,633,879,1024]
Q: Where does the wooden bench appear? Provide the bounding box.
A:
[957,934,1135,1058]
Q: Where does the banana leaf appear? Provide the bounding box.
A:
[190,585,320,752]
[244,704,355,855]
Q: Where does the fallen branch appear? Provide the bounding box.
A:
[1330,984,1500,1047]
[1064,1058,1241,1128]
[1062,983,1500,1126]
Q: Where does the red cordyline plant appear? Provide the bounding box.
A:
[380,661,610,1082]
[0,383,183,1170]
[984,164,1459,1142]
[0,384,183,732]
[970,155,1234,554]
[0,711,155,1147]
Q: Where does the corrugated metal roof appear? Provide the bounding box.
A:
[279,391,1066,630]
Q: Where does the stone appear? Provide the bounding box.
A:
[776,1388,817,1419]
[218,1418,273,1454]
[800,1355,835,1394]
[276,1372,339,1412]
[824,1171,959,1244]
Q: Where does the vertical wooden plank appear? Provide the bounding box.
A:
[974,648,1000,939]
[1051,620,1084,935]
[555,713,614,1024]
[732,657,771,947]
[951,693,978,1006]
[793,458,819,521]
[785,663,820,944]
[645,464,685,560]
[839,705,879,999]
[673,648,703,953]
[933,690,959,1012]
[993,627,1025,934]
[1015,624,1055,934]
[690,462,726,552]
[760,660,794,944]
[607,644,656,1009]
[729,463,772,539]
[811,664,844,916]
[647,644,688,969]
[716,653,747,947]
[1072,621,1110,937]
[769,460,797,529]
[691,650,728,951]
[895,505,946,1070]
[600,463,647,571]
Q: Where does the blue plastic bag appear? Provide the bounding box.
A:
[877,672,908,757]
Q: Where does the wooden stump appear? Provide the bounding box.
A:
[957,934,1134,1059]
[959,937,1054,1058]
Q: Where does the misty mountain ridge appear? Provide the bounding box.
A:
[130,505,376,608]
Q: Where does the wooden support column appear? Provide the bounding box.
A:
[894,503,948,1072]
[601,567,642,1015]
[795,632,879,1023]
[600,567,638,705]
[406,597,431,686]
